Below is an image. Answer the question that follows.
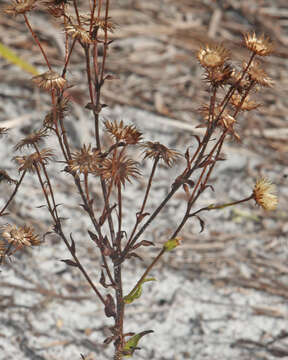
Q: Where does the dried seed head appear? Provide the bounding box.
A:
[104,120,142,145]
[44,97,69,129]
[65,24,92,44]
[197,44,230,68]
[227,69,250,93]
[14,130,47,152]
[245,61,274,87]
[199,105,240,140]
[204,64,233,87]
[230,94,260,111]
[253,178,278,211]
[244,32,274,56]
[142,142,180,167]
[32,71,66,91]
[80,14,116,33]
[99,154,140,187]
[14,148,54,173]
[1,224,40,251]
[4,0,36,16]
[0,169,17,185]
[69,144,101,175]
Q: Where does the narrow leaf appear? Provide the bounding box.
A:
[122,330,154,357]
[0,42,39,75]
[124,278,156,304]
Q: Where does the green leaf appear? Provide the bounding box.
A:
[124,278,156,304]
[0,42,39,75]
[122,330,153,357]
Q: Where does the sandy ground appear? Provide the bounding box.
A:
[0,1,288,359]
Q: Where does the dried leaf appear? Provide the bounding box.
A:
[104,294,116,319]
[61,259,78,267]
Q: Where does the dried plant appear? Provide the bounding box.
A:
[1,1,278,359]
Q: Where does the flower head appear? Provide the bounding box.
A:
[245,61,274,87]
[14,148,54,173]
[69,144,101,175]
[14,130,47,152]
[99,154,140,187]
[244,32,274,56]
[1,224,40,253]
[197,44,230,68]
[4,0,36,16]
[44,97,69,129]
[65,23,92,44]
[253,178,278,211]
[230,94,260,111]
[104,120,142,145]
[142,142,180,167]
[32,71,66,91]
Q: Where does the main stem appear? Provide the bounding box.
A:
[114,263,124,359]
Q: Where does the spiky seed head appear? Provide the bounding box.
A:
[99,154,140,187]
[14,148,54,173]
[142,142,180,167]
[32,71,66,91]
[253,178,278,211]
[197,44,230,68]
[244,32,274,56]
[65,24,92,44]
[245,61,274,87]
[104,120,142,145]
[204,64,233,87]
[1,224,40,251]
[80,14,116,33]
[69,144,101,175]
[230,94,260,111]
[14,130,47,152]
[199,105,240,140]
[4,0,36,16]
[44,97,69,129]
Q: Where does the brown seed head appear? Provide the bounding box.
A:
[104,120,142,145]
[245,61,274,87]
[199,105,240,140]
[197,44,230,68]
[204,64,233,87]
[253,178,278,211]
[32,71,66,91]
[80,14,116,33]
[230,94,260,111]
[44,97,69,129]
[4,0,36,16]
[14,130,47,152]
[142,142,180,167]
[65,23,92,44]
[1,224,40,251]
[99,154,140,187]
[244,32,274,56]
[14,148,54,173]
[69,144,101,175]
